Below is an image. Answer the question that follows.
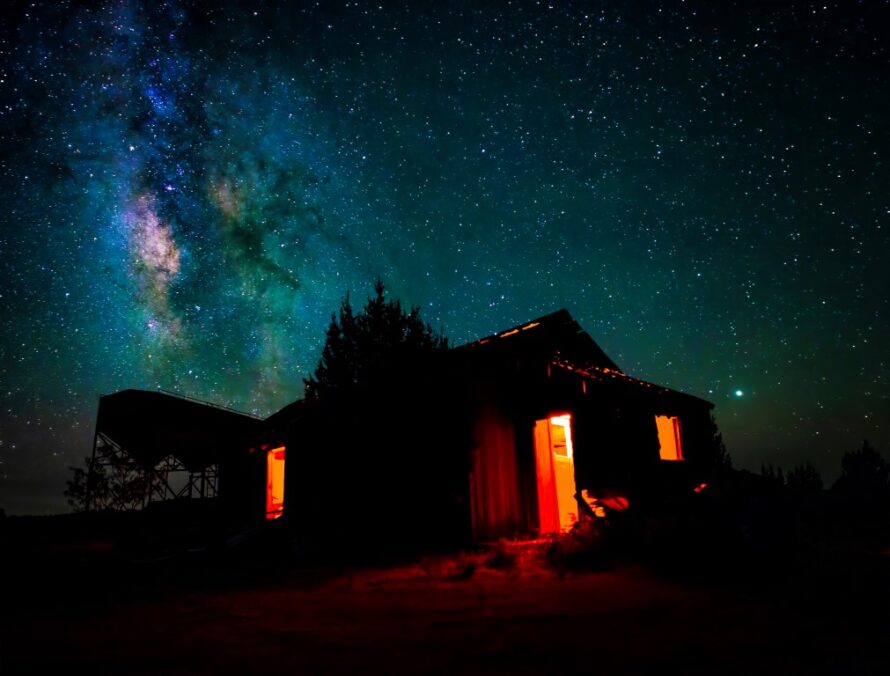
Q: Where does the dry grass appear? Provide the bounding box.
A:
[1,518,888,675]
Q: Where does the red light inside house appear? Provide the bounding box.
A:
[534,414,577,533]
[266,446,285,520]
[655,415,684,461]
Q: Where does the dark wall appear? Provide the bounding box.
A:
[281,357,475,558]
[572,395,660,499]
[218,446,265,522]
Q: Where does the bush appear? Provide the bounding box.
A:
[545,520,613,575]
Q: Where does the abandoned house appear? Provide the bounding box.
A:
[89,310,716,548]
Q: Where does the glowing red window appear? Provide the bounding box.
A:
[655,416,683,461]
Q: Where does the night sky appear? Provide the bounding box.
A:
[1,1,888,514]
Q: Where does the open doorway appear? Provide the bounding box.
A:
[265,446,286,520]
[533,414,577,533]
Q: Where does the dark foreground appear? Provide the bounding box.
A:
[1,515,888,675]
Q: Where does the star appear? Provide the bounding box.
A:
[0,0,887,514]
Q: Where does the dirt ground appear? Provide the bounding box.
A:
[2,537,888,675]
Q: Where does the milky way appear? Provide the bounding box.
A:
[1,1,888,513]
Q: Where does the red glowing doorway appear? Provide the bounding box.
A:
[533,414,577,533]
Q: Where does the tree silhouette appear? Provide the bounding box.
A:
[706,413,732,474]
[64,456,110,512]
[65,456,164,512]
[786,461,823,495]
[760,463,786,492]
[836,439,889,499]
[294,281,465,554]
[304,279,448,400]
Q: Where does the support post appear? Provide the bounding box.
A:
[85,432,99,513]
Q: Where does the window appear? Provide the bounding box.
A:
[266,446,286,519]
[549,414,573,458]
[655,415,683,461]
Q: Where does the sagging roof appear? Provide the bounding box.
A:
[96,389,262,471]
[263,397,307,438]
[550,357,714,409]
[457,309,620,371]
[458,309,711,409]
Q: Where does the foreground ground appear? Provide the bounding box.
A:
[1,519,888,676]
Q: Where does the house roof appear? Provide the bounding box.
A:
[95,389,263,471]
[263,397,306,434]
[457,309,712,409]
[550,357,714,409]
[456,309,621,372]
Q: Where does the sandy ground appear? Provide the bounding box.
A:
[2,538,888,675]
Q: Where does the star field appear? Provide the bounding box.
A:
[1,1,888,513]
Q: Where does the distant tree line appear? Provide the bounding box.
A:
[760,439,889,502]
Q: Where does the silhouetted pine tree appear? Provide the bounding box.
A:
[786,461,823,495]
[835,439,889,500]
[707,413,732,474]
[761,464,786,492]
[295,281,462,554]
[304,279,448,400]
